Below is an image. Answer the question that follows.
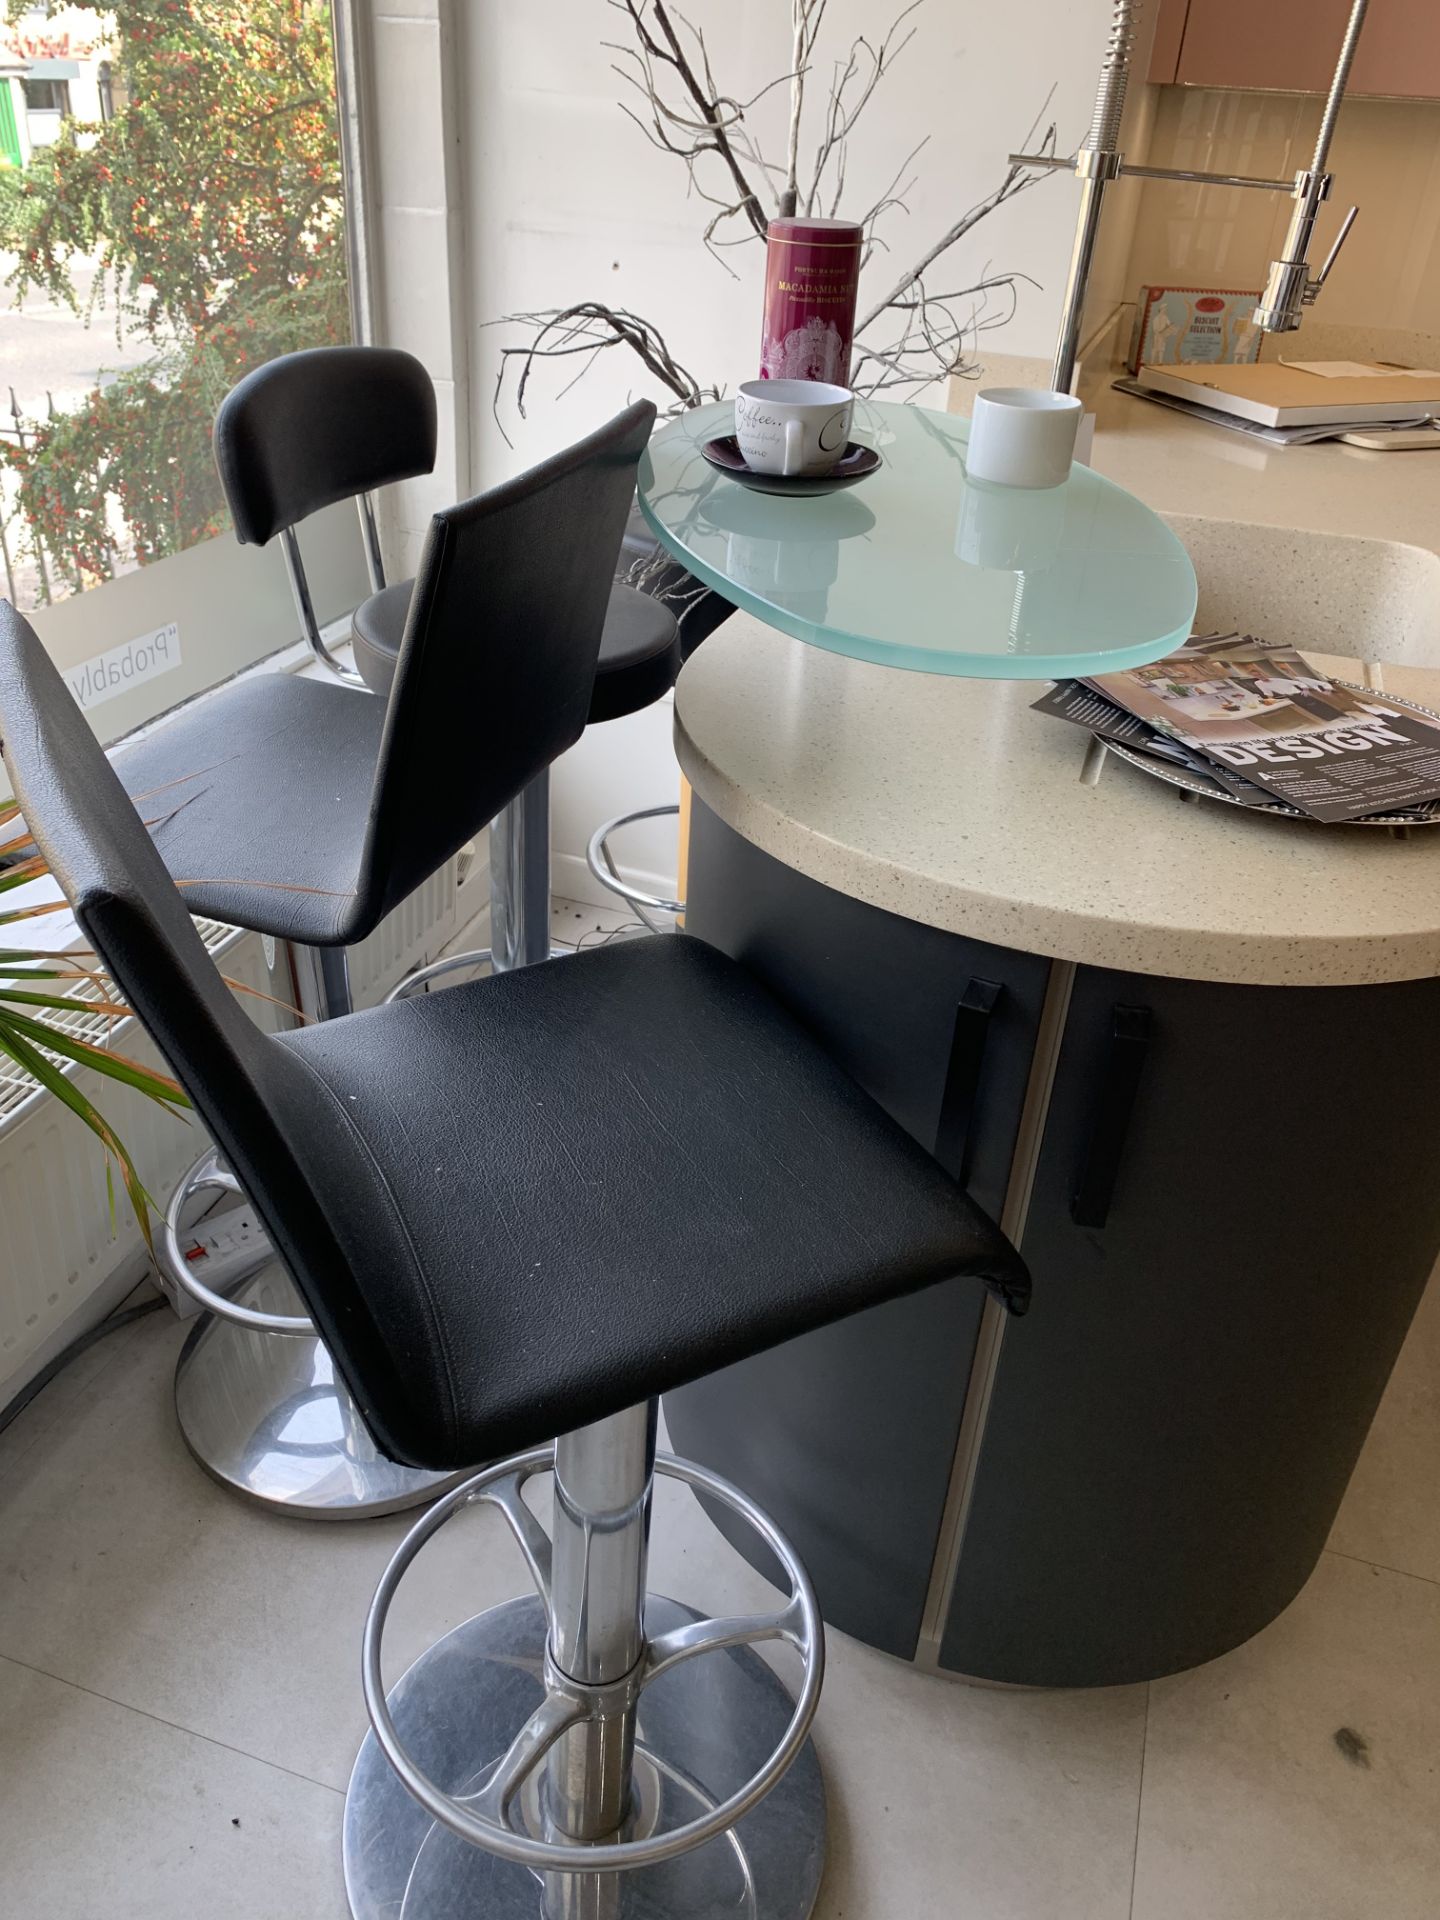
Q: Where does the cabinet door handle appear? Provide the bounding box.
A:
[935,977,1003,1187]
[1070,1004,1152,1229]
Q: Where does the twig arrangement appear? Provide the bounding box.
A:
[491,0,1059,431]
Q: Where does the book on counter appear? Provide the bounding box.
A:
[1033,633,1440,824]
[1133,360,1440,428]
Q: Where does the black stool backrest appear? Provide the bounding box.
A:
[214,345,437,545]
[355,399,655,923]
[0,401,656,1460]
[0,605,432,1446]
[0,597,390,1374]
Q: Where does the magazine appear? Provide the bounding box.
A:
[1029,678,1278,804]
[1034,633,1440,823]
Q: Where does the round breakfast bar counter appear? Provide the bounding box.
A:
[662,612,1440,1686]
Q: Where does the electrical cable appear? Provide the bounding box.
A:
[0,1296,164,1440]
[574,919,651,952]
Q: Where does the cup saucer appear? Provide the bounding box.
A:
[701,436,881,496]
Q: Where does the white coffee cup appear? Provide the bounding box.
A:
[965,387,1083,490]
[735,379,854,478]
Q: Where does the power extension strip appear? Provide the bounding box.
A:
[157,1203,271,1320]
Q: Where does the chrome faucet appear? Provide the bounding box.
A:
[1010,0,1370,393]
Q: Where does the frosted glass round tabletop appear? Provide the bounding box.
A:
[636,398,1198,679]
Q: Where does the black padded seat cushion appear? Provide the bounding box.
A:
[266,934,1030,1469]
[110,674,385,945]
[587,584,681,723]
[351,580,411,697]
[351,578,680,719]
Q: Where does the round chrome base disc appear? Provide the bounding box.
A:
[343,1594,826,1919]
[174,1259,463,1519]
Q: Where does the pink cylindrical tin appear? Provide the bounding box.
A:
[759,216,863,387]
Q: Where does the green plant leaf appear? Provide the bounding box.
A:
[0,986,130,1016]
[0,964,93,980]
[0,858,50,893]
[0,1023,157,1246]
[0,895,75,924]
[0,1005,189,1108]
[0,951,109,983]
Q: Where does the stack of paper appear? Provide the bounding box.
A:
[1033,633,1440,824]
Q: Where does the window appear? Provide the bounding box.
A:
[0,3,369,746]
[21,78,71,116]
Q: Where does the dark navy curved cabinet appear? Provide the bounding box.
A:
[666,803,1440,1685]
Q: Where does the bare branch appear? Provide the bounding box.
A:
[851,269,1037,398]
[486,6,1067,431]
[781,0,829,218]
[855,118,1058,333]
[608,0,769,241]
[856,134,928,240]
[807,3,923,216]
[487,304,721,442]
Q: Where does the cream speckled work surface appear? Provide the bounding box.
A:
[674,610,1440,988]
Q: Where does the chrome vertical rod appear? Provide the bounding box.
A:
[317,947,354,1021]
[1312,0,1371,172]
[543,1401,657,1867]
[1256,0,1369,330]
[489,770,553,973]
[549,1400,657,1686]
[1083,0,1139,155]
[280,526,322,660]
[1050,0,1138,396]
[1050,167,1111,397]
[292,942,354,1022]
[543,1871,621,1920]
[279,527,365,685]
[356,493,386,595]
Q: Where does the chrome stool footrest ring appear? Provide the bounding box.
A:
[385,949,493,1001]
[586,805,684,919]
[159,1146,313,1334]
[387,943,573,1001]
[357,1446,824,1876]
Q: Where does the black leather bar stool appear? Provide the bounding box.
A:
[110,401,655,1517]
[360,575,681,986]
[207,346,679,986]
[215,345,439,695]
[346,499,683,982]
[0,589,1027,1920]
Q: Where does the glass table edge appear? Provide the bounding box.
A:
[637,486,1201,682]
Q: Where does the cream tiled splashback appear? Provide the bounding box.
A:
[1125,88,1440,345]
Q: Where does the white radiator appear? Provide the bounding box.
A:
[0,858,464,1405]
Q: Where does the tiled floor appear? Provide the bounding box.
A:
[1,922,1436,1915]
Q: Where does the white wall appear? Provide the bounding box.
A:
[378,1,1127,902]
[458,1,1125,477]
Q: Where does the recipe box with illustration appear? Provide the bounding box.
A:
[1127,285,1263,373]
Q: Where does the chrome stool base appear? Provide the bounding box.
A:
[343,1592,825,1920]
[173,1261,462,1519]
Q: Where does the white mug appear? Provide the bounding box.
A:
[965,387,1083,490]
[735,379,854,478]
